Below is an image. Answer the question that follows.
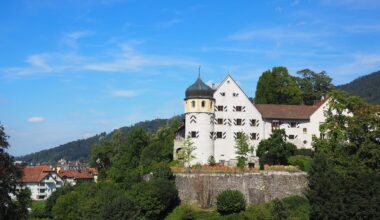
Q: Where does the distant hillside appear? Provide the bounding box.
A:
[16,117,182,164]
[338,70,380,104]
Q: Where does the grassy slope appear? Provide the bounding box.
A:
[166,195,310,220]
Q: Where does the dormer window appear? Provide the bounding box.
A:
[290,122,297,128]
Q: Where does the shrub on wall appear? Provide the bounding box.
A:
[294,149,314,157]
[288,155,312,172]
[216,189,246,215]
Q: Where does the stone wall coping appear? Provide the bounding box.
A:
[174,171,307,177]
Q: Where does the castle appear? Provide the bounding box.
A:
[173,74,328,165]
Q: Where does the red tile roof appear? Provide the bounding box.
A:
[254,99,327,120]
[18,165,54,183]
[58,169,94,180]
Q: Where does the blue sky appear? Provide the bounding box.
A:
[1,0,380,156]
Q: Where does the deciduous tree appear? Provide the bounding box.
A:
[256,129,296,165]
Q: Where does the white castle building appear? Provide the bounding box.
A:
[174,74,329,165]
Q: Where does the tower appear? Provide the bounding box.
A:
[184,74,215,165]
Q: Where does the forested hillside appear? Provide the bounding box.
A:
[338,70,380,104]
[16,117,182,164]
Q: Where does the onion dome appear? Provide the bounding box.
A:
[185,74,214,99]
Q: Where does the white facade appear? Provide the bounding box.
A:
[17,172,63,200]
[175,75,329,165]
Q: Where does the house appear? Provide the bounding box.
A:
[58,168,97,185]
[173,74,329,165]
[17,165,63,200]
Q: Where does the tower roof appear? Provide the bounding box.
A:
[185,75,214,99]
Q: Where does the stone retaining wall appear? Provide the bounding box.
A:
[174,171,307,208]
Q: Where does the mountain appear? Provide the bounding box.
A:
[16,117,182,164]
[338,70,380,104]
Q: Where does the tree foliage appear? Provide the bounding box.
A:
[178,136,197,168]
[296,69,333,105]
[307,91,380,219]
[216,189,246,215]
[234,132,251,168]
[0,123,31,220]
[256,129,296,165]
[50,119,181,219]
[17,117,182,164]
[255,66,302,105]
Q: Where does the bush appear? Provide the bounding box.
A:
[150,162,174,180]
[288,155,312,172]
[208,156,216,166]
[128,178,180,219]
[294,148,314,157]
[216,189,246,215]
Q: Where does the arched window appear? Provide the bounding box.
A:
[191,101,196,108]
[201,101,205,108]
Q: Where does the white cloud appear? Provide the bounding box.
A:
[1,43,197,77]
[27,117,45,123]
[156,19,182,28]
[62,31,93,48]
[111,89,138,97]
[84,43,197,72]
[228,27,319,41]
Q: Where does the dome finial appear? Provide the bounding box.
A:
[198,65,201,78]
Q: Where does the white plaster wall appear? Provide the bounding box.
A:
[213,76,262,162]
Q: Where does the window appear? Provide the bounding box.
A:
[217,118,223,125]
[191,101,195,108]
[220,92,225,96]
[39,183,45,186]
[191,131,197,138]
[303,128,307,134]
[236,119,242,125]
[290,122,297,128]
[201,101,205,108]
[271,120,280,131]
[38,195,46,199]
[235,106,242,111]
[217,105,224,111]
[250,119,257,126]
[233,92,239,97]
[250,133,257,140]
[39,189,46,193]
[288,135,295,140]
[303,140,307,144]
[216,132,223,139]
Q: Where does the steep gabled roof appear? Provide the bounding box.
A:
[254,99,327,120]
[18,165,54,183]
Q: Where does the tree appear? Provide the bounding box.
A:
[272,198,288,220]
[296,69,333,105]
[216,189,246,215]
[234,132,251,168]
[256,129,296,165]
[207,155,216,166]
[306,154,344,220]
[0,123,31,220]
[255,66,302,105]
[178,136,197,168]
[307,91,380,219]
[128,178,180,219]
